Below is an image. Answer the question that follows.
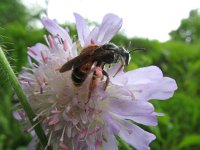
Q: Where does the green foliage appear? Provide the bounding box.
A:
[0,0,28,25]
[0,88,31,149]
[0,25,45,72]
[170,9,200,43]
[178,134,200,149]
[0,0,46,72]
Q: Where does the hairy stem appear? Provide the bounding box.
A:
[0,47,51,149]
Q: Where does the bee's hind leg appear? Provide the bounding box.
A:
[86,67,103,103]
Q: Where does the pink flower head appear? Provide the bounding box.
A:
[16,13,177,150]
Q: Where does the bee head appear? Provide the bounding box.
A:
[118,47,131,66]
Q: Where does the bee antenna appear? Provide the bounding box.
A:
[129,48,146,53]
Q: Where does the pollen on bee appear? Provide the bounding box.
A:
[94,67,103,78]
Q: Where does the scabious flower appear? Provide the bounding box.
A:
[15,13,177,150]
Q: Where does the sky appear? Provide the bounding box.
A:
[23,0,200,42]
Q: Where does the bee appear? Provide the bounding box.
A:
[59,43,144,101]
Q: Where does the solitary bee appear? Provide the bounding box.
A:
[59,43,144,100]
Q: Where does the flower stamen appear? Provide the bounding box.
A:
[60,125,66,142]
[28,47,37,56]
[48,35,54,48]
[45,130,53,150]
[26,119,42,133]
[33,109,47,122]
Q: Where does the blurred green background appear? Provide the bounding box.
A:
[0,0,200,150]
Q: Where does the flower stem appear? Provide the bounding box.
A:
[0,47,51,149]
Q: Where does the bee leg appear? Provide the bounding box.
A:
[113,55,126,77]
[102,70,110,90]
[113,64,123,77]
[86,67,103,103]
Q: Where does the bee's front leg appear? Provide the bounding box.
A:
[102,70,109,90]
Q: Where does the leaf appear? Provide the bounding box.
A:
[178,134,200,149]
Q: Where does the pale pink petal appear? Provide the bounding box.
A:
[27,43,49,63]
[129,77,177,101]
[96,13,122,45]
[74,13,90,47]
[121,113,158,126]
[102,128,118,150]
[103,113,120,134]
[13,109,25,121]
[125,66,163,85]
[84,14,122,46]
[107,85,133,101]
[125,66,177,100]
[84,26,99,46]
[109,99,154,116]
[41,17,72,49]
[118,120,156,150]
[149,77,177,100]
[128,82,156,100]
[30,43,49,53]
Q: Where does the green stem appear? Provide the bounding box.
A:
[0,47,51,149]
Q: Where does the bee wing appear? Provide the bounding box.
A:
[60,45,99,73]
[72,45,99,69]
[59,57,79,72]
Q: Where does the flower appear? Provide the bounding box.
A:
[16,13,177,150]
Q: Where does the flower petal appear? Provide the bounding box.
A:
[96,13,122,44]
[125,66,177,100]
[149,77,177,100]
[122,113,158,126]
[84,13,122,46]
[125,66,163,85]
[27,43,49,64]
[102,127,118,150]
[74,13,90,47]
[13,109,25,121]
[41,17,72,49]
[128,77,177,101]
[118,120,156,150]
[84,26,99,46]
[103,113,120,134]
[109,99,154,116]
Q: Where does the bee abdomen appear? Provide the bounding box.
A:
[72,68,88,86]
